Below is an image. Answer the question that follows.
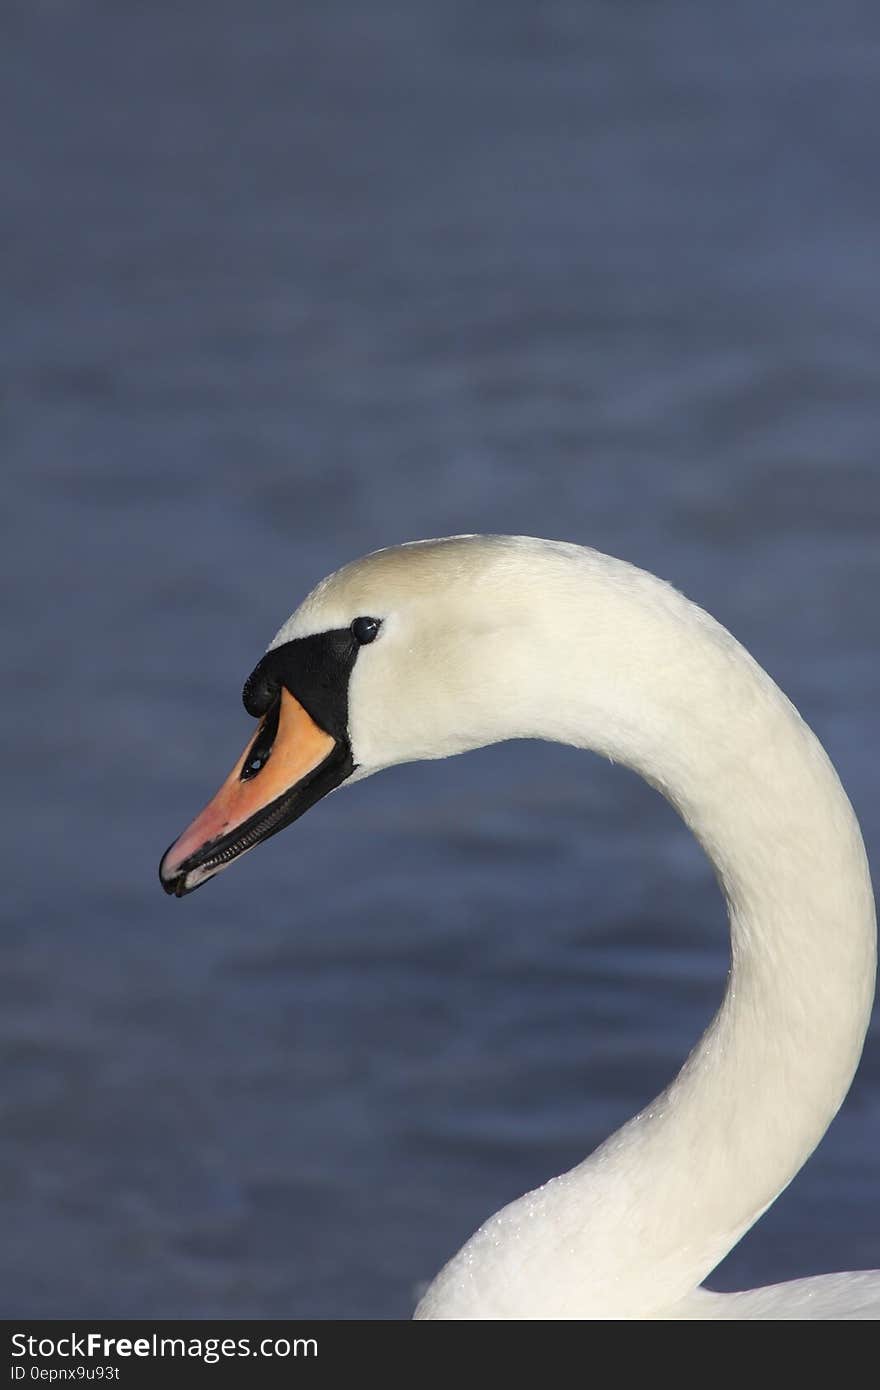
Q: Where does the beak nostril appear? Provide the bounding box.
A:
[240,697,281,781]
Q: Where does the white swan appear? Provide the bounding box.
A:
[160,535,879,1319]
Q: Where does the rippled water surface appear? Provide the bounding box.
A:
[4,0,879,1317]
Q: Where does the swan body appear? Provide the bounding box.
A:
[161,535,878,1319]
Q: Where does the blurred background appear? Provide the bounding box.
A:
[4,0,879,1318]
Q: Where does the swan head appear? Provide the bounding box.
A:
[159,535,549,896]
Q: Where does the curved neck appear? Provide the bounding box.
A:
[417,545,876,1319]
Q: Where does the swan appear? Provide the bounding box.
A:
[159,535,879,1319]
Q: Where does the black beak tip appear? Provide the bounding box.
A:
[159,843,192,898]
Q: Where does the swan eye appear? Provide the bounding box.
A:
[351,616,381,645]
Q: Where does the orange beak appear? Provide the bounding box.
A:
[159,688,344,897]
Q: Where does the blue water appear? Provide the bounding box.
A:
[3,1,879,1317]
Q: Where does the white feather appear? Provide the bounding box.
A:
[272,535,878,1319]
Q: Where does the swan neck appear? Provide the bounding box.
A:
[418,548,876,1319]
